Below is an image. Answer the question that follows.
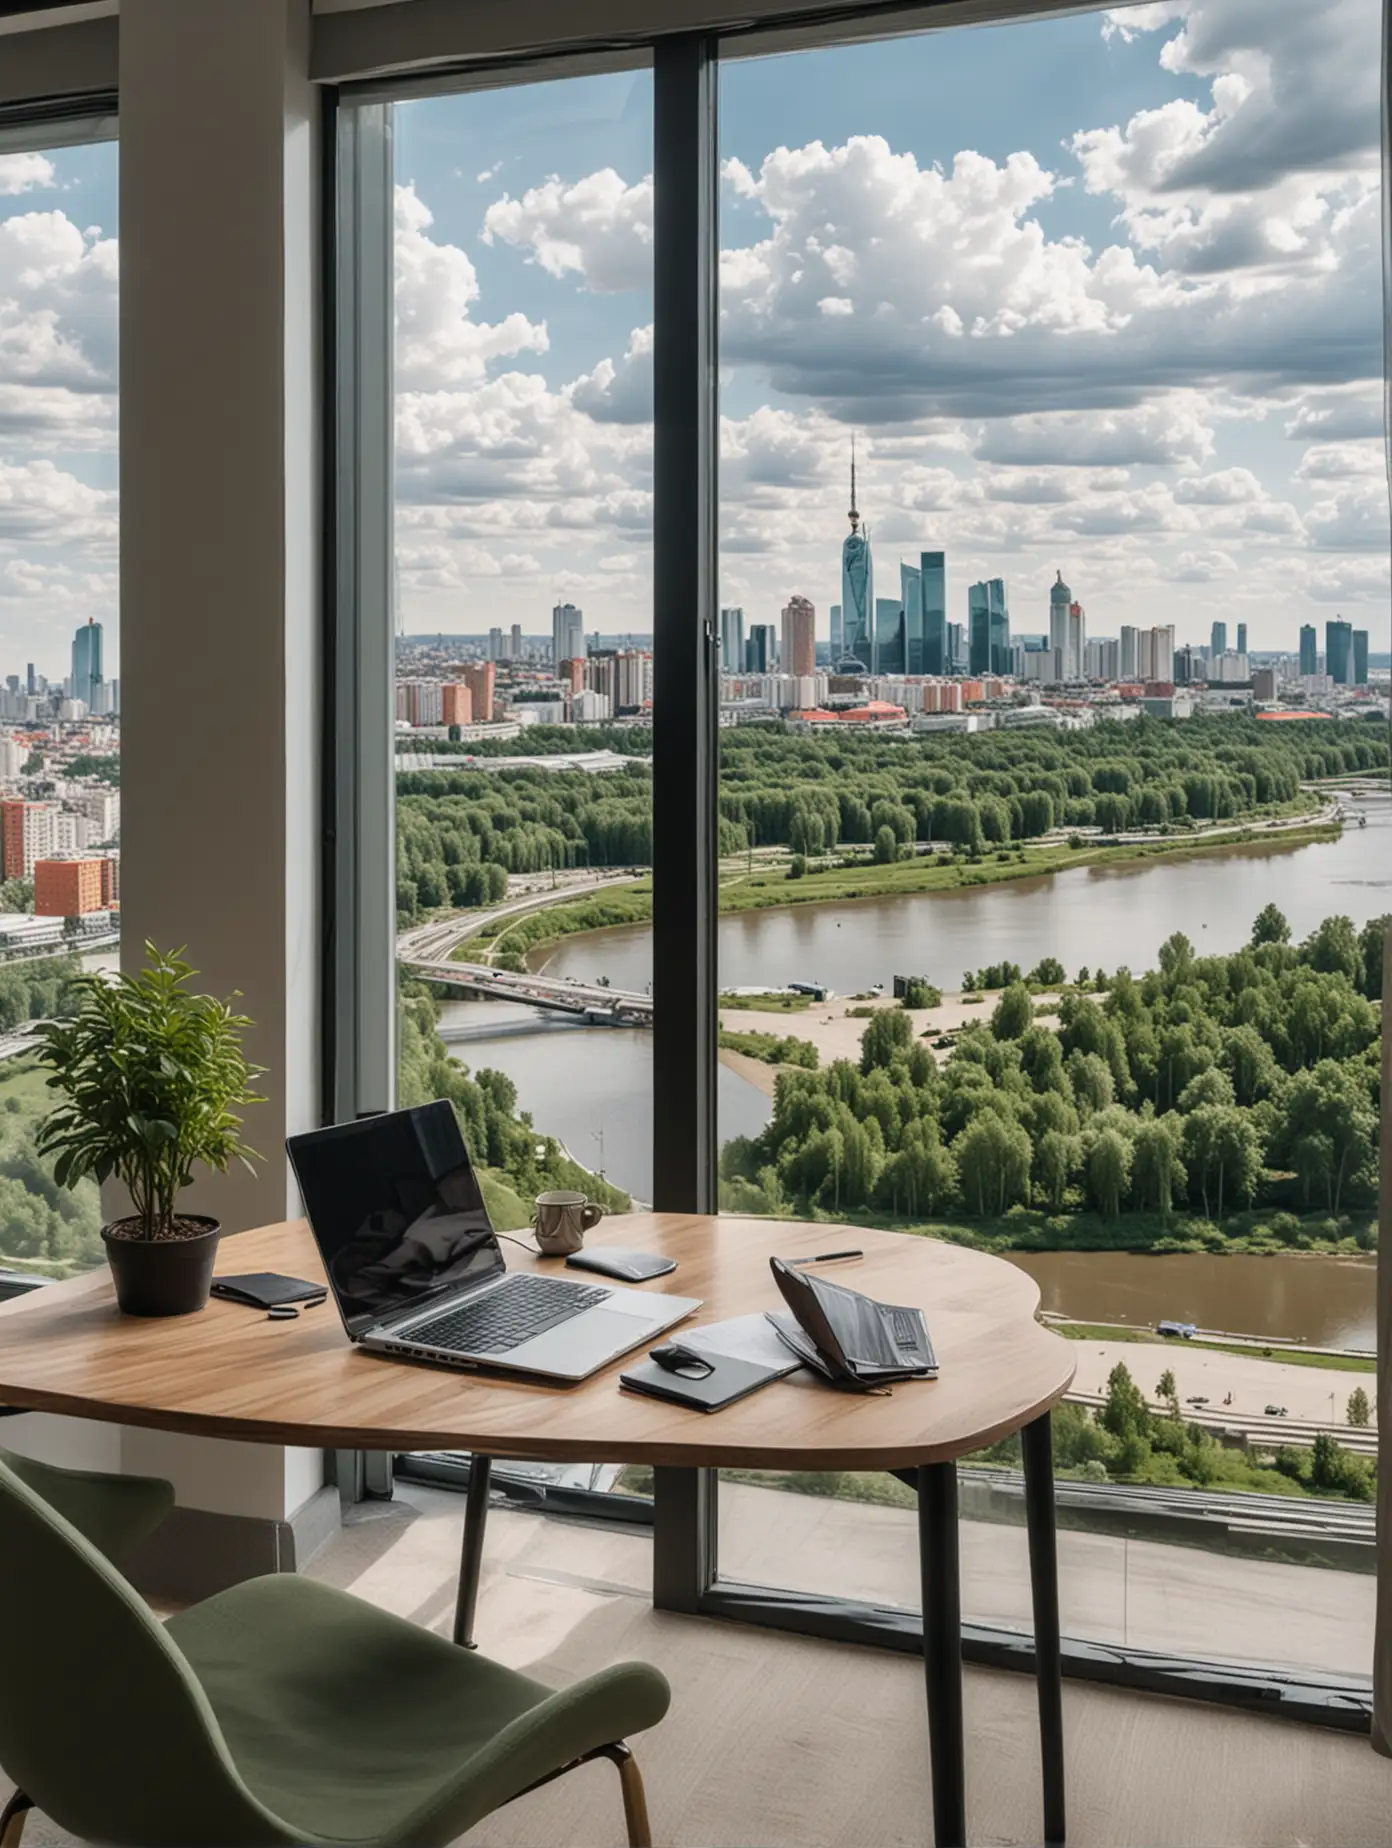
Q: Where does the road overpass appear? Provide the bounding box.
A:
[400,956,652,1024]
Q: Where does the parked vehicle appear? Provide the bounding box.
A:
[1263,1404,1289,1417]
[1157,1320,1197,1340]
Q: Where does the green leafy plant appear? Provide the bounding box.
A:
[34,944,265,1241]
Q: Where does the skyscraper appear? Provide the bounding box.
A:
[745,624,777,673]
[1119,625,1138,680]
[720,606,745,672]
[1049,572,1073,678]
[921,552,947,676]
[71,619,102,710]
[900,562,924,675]
[969,580,1009,676]
[1354,630,1369,687]
[829,604,843,659]
[552,601,584,667]
[840,438,873,669]
[510,622,523,660]
[875,597,905,676]
[1236,622,1248,656]
[1299,624,1318,675]
[1068,601,1085,680]
[781,596,816,678]
[1211,621,1227,658]
[1326,618,1353,686]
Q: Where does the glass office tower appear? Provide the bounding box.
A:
[840,443,873,669]
[875,597,905,675]
[968,578,1008,675]
[1354,628,1369,685]
[1299,624,1318,675]
[720,606,744,672]
[900,563,923,675]
[921,551,946,675]
[829,602,842,659]
[1211,619,1228,657]
[70,617,103,710]
[1327,617,1353,684]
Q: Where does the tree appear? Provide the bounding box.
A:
[1033,1128,1081,1210]
[1155,1368,1178,1413]
[1251,903,1291,946]
[1100,1362,1149,1441]
[990,982,1034,1041]
[1347,1387,1371,1428]
[1028,957,1066,987]
[1131,1117,1185,1216]
[953,1113,1032,1217]
[1358,915,1387,999]
[900,978,942,1010]
[873,826,898,864]
[859,1007,914,1074]
[1302,914,1361,985]
[787,854,807,880]
[1086,1127,1133,1219]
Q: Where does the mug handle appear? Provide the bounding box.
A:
[581,1204,605,1231]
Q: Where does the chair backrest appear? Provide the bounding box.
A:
[0,1455,287,1846]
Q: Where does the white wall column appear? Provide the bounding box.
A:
[108,0,324,1534]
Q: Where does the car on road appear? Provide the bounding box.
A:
[1185,1396,1209,1407]
[1263,1404,1289,1417]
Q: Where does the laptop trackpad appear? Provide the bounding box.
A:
[503,1305,681,1380]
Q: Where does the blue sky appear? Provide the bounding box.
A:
[0,0,1386,677]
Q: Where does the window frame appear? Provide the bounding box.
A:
[323,7,1385,1732]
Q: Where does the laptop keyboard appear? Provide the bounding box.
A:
[407,1274,610,1355]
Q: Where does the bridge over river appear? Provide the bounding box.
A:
[400,956,652,1025]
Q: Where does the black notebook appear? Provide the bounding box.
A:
[768,1258,937,1390]
[619,1350,788,1413]
[209,1273,328,1310]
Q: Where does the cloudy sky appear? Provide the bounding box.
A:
[0,139,116,680]
[396,0,1390,652]
[0,0,1386,676]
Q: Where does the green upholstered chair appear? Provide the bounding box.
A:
[0,1454,669,1848]
[0,1445,174,1566]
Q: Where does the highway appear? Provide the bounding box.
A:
[398,869,652,1023]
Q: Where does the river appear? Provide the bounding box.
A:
[436,796,1388,1340]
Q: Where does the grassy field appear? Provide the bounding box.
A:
[1050,1322,1377,1372]
[452,820,1342,967]
[717,990,813,1013]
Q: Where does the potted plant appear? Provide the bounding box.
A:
[35,944,265,1317]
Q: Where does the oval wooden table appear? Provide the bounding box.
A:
[0,1212,1075,1848]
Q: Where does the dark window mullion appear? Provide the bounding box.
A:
[652,32,720,1215]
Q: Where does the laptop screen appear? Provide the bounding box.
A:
[287,1101,504,1338]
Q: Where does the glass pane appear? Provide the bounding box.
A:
[391,71,654,1232]
[0,137,119,1282]
[716,0,1385,1685]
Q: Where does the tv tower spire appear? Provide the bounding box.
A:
[848,433,860,535]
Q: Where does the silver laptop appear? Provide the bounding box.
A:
[287,1101,700,1383]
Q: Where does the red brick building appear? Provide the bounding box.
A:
[441,683,473,726]
[35,858,105,917]
[462,660,496,723]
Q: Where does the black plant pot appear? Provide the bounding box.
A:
[102,1216,221,1317]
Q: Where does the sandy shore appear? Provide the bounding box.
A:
[719,987,1054,1077]
[1066,1337,1374,1426]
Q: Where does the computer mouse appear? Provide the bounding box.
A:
[649,1342,712,1377]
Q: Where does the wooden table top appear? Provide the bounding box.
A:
[0,1215,1074,1470]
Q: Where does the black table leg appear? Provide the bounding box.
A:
[1022,1413,1066,1846]
[452,1454,493,1648]
[919,1460,966,1848]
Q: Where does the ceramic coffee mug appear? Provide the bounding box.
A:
[533,1190,605,1257]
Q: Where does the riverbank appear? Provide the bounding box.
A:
[453,816,1343,969]
[1066,1338,1376,1427]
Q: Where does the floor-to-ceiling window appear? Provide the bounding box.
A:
[389,69,654,1246]
[0,122,119,1284]
[712,0,1386,1691]
[334,0,1387,1707]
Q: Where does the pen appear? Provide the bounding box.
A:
[797,1248,863,1264]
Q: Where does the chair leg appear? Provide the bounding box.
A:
[0,1790,32,1848]
[599,1743,652,1848]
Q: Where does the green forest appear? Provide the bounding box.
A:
[718,906,1384,1253]
[395,715,1386,922]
